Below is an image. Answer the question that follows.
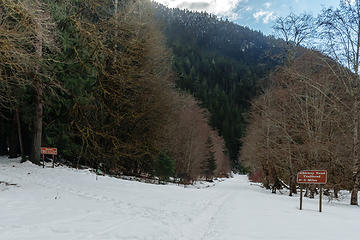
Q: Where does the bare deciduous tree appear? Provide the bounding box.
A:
[318,0,360,205]
[273,12,316,62]
[242,51,352,199]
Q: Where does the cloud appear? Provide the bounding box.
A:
[177,1,210,11]
[153,0,246,19]
[264,2,271,8]
[253,10,275,24]
[245,6,252,11]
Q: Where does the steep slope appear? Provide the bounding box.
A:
[153,3,285,170]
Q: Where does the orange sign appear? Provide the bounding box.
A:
[297,170,327,184]
[41,147,57,155]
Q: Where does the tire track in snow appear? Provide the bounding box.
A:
[178,189,233,240]
[200,191,235,240]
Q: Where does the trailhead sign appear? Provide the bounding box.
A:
[297,170,327,184]
[297,170,327,212]
[41,147,58,155]
[41,147,58,168]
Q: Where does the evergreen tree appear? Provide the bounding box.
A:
[155,152,175,182]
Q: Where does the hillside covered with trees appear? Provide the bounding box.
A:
[242,0,360,205]
[0,0,231,182]
[152,3,285,170]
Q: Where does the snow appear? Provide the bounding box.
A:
[0,157,359,240]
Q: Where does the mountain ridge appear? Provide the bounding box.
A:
[153,3,285,170]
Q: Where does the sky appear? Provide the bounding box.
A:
[152,0,340,35]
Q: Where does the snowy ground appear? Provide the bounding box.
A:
[1,157,359,240]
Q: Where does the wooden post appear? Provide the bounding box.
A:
[300,184,303,210]
[52,155,55,168]
[319,184,323,212]
[42,154,45,168]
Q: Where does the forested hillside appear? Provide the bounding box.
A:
[242,0,360,206]
[153,3,284,170]
[0,0,230,182]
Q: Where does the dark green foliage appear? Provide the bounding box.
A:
[153,3,284,172]
[0,0,174,176]
[202,137,217,180]
[41,0,100,161]
[46,0,171,174]
[155,152,175,181]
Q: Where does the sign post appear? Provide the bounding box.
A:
[297,170,327,212]
[41,147,58,168]
[300,184,303,210]
[319,185,323,212]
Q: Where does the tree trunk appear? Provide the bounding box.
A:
[290,175,297,195]
[349,19,360,205]
[113,0,118,63]
[262,166,270,190]
[30,23,43,165]
[351,174,359,205]
[309,185,315,199]
[185,126,194,179]
[271,184,277,194]
[114,0,118,15]
[351,187,358,205]
[334,186,339,199]
[289,175,294,196]
[271,165,280,193]
[351,101,359,205]
[264,119,270,190]
[287,140,296,196]
[15,108,25,162]
[272,175,282,194]
[30,80,43,164]
[304,186,309,197]
[0,119,8,156]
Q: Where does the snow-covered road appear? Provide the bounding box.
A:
[0,158,359,240]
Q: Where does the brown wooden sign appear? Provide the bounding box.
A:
[41,147,57,155]
[297,170,327,184]
[41,147,57,168]
[297,170,327,212]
